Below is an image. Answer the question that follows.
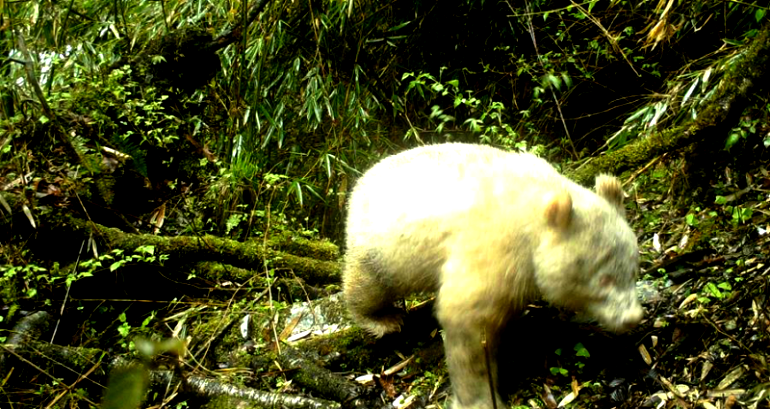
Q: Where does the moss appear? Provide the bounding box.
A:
[191,261,256,282]
[61,215,342,285]
[266,231,340,261]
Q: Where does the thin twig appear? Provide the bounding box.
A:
[43,360,103,409]
[569,0,640,77]
[0,345,100,407]
[263,189,282,355]
[50,240,85,344]
[482,329,497,409]
[623,154,667,188]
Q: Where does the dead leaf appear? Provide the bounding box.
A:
[279,314,303,342]
[542,383,558,409]
[374,374,398,398]
[717,366,745,390]
[22,204,36,229]
[639,344,653,365]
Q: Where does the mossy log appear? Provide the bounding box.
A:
[55,216,342,286]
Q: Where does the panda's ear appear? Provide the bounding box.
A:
[595,174,626,216]
[544,191,573,231]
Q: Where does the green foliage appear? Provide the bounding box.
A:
[714,196,754,225]
[698,279,734,304]
[550,366,569,376]
[551,342,591,377]
[685,212,698,227]
[549,342,591,376]
[2,1,769,408]
[3,0,765,242]
[725,118,759,151]
[106,245,168,272]
[0,263,49,300]
[225,211,248,235]
[115,310,158,350]
[606,6,764,152]
[574,342,590,358]
[72,246,166,281]
[0,245,166,320]
[67,64,183,175]
[401,69,528,151]
[100,337,185,409]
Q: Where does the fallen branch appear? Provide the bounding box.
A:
[152,370,342,409]
[54,216,341,285]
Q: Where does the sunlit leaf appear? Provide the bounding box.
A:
[388,21,411,31]
[681,78,699,106]
[756,8,767,22]
[291,181,303,206]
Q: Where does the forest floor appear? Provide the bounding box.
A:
[2,151,769,409]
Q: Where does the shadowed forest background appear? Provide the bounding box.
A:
[1,0,769,408]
